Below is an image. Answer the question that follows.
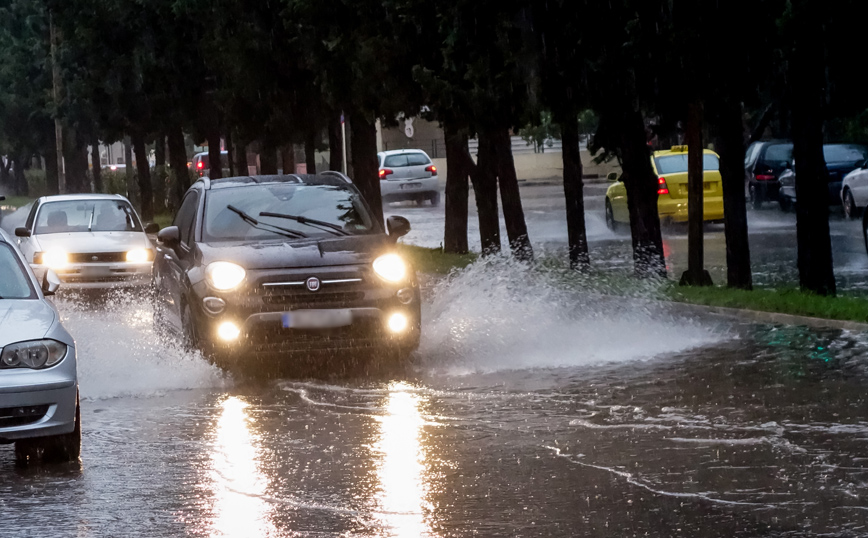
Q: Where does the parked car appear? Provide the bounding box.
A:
[11,194,158,288]
[840,156,868,219]
[605,146,724,230]
[744,140,793,208]
[0,228,80,464]
[777,143,868,212]
[152,172,421,369]
[377,149,440,205]
[191,151,230,178]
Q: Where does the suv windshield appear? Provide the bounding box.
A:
[0,243,35,299]
[34,199,142,234]
[655,154,720,174]
[203,183,376,241]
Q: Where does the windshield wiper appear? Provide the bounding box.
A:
[226,205,308,239]
[259,211,349,236]
[88,207,94,232]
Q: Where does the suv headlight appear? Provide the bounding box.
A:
[372,253,408,283]
[40,250,69,269]
[126,248,152,263]
[0,339,67,369]
[206,261,246,291]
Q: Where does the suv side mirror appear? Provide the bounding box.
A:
[14,227,31,237]
[386,216,411,240]
[606,172,619,182]
[157,225,180,247]
[42,269,61,296]
[144,222,160,234]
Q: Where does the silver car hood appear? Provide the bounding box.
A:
[0,300,58,346]
[34,231,151,253]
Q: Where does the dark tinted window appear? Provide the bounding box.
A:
[406,153,431,166]
[34,200,141,234]
[203,184,375,241]
[0,243,35,299]
[655,154,720,174]
[823,144,868,164]
[383,155,409,167]
[763,144,793,164]
[174,192,200,245]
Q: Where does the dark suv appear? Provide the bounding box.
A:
[152,172,421,368]
[744,140,793,208]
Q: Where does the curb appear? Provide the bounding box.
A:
[663,300,868,332]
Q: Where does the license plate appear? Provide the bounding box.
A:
[401,182,422,189]
[282,309,352,329]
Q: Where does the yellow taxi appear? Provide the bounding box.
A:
[604,146,725,229]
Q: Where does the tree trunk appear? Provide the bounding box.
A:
[225,131,235,177]
[0,158,11,193]
[617,109,666,277]
[492,128,532,259]
[329,114,343,172]
[259,140,278,174]
[131,133,154,222]
[791,31,835,296]
[11,156,28,196]
[474,130,502,254]
[680,100,712,286]
[443,124,469,254]
[91,137,103,193]
[561,116,590,270]
[712,99,752,289]
[207,131,222,179]
[167,126,189,212]
[350,113,383,227]
[45,139,59,195]
[235,140,249,175]
[305,130,317,174]
[123,135,135,203]
[64,127,89,193]
[153,136,166,213]
[281,144,296,175]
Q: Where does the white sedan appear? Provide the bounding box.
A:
[841,162,868,219]
[10,194,158,288]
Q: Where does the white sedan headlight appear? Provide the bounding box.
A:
[372,253,408,283]
[41,250,69,269]
[206,261,246,291]
[0,339,67,369]
[126,248,151,263]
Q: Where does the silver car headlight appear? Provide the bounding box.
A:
[206,261,246,291]
[0,339,67,369]
[372,253,408,283]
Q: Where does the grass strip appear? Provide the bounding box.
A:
[398,244,477,274]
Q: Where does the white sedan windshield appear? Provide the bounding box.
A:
[34,200,141,234]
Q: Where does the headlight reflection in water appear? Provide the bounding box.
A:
[205,396,275,537]
[372,381,433,537]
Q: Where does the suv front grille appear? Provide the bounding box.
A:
[68,252,127,263]
[261,290,365,308]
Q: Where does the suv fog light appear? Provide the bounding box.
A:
[203,297,226,315]
[387,312,409,333]
[217,321,240,341]
[396,288,414,305]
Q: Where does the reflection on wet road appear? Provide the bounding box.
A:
[0,269,866,536]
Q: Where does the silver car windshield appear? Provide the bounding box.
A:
[0,243,35,299]
[203,184,375,242]
[34,200,141,234]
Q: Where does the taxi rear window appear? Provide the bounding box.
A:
[655,154,720,175]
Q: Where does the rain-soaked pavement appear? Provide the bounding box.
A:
[2,257,867,537]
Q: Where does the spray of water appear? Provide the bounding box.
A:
[55,290,229,400]
[419,255,724,374]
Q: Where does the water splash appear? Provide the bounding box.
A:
[419,255,724,374]
[54,289,229,400]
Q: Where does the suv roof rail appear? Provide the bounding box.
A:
[195,176,211,190]
[320,170,353,184]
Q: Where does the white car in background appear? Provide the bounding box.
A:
[841,161,868,220]
[378,149,440,205]
[10,194,158,288]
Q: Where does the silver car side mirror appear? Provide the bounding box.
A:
[42,269,61,296]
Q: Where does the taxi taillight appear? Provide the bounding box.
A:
[657,177,669,195]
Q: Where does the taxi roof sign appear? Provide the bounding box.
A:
[669,145,688,152]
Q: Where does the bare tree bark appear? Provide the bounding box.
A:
[443,124,469,254]
[131,133,154,221]
[681,100,712,286]
[260,141,278,175]
[493,128,532,259]
[561,116,590,269]
[225,131,235,177]
[350,113,383,227]
[281,144,296,175]
[235,138,249,176]
[305,130,317,174]
[45,137,59,195]
[91,138,102,193]
[329,114,343,172]
[207,130,222,179]
[167,126,189,212]
[474,130,502,254]
[153,136,166,213]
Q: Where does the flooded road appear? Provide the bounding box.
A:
[2,262,867,537]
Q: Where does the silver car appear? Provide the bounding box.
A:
[0,228,80,464]
[10,194,158,288]
[378,149,441,205]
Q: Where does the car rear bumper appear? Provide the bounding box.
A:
[752,180,780,201]
[658,196,725,223]
[0,380,77,443]
[32,262,152,288]
[380,177,439,200]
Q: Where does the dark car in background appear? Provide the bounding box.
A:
[744,140,793,208]
[191,151,230,178]
[152,172,421,370]
[777,143,868,211]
